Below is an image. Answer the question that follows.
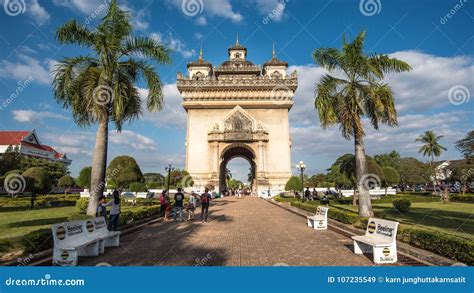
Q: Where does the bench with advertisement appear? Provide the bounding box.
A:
[351,218,399,264]
[52,218,120,266]
[306,206,329,230]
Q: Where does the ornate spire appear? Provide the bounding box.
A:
[272,43,276,58]
[236,33,239,45]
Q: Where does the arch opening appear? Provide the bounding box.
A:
[219,145,256,193]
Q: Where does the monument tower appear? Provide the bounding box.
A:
[177,36,298,196]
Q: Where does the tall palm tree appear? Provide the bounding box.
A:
[415,130,447,192]
[225,168,232,187]
[313,31,411,217]
[52,0,171,215]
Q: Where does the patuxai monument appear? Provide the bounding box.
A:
[177,36,298,196]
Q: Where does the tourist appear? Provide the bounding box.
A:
[200,188,212,223]
[173,187,185,221]
[104,190,121,231]
[159,190,169,218]
[96,195,107,218]
[304,187,311,201]
[186,191,197,221]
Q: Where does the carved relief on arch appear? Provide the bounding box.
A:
[224,111,252,133]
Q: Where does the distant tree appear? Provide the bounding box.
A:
[147,181,161,189]
[227,178,243,190]
[76,166,92,189]
[22,167,52,195]
[107,156,144,189]
[374,150,401,170]
[20,157,68,184]
[164,169,193,189]
[129,182,148,192]
[143,173,164,183]
[398,158,429,186]
[308,173,326,187]
[416,130,447,191]
[450,164,474,195]
[0,145,21,175]
[455,130,474,161]
[58,175,75,193]
[381,167,400,196]
[285,176,302,193]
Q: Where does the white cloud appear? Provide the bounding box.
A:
[109,130,157,151]
[168,0,243,23]
[12,110,69,123]
[150,32,195,58]
[195,16,207,25]
[52,0,105,14]
[255,0,287,21]
[139,83,187,128]
[28,0,51,24]
[0,54,56,85]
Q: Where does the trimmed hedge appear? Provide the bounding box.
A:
[0,195,78,208]
[450,195,474,203]
[289,201,473,265]
[393,199,411,213]
[75,198,89,213]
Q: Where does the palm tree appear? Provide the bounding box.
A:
[415,130,447,192]
[313,31,411,217]
[52,0,171,215]
[225,168,232,187]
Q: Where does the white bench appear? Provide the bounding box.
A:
[307,206,329,230]
[83,217,120,254]
[351,218,399,264]
[52,220,100,266]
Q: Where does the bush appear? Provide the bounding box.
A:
[130,182,147,192]
[21,229,53,254]
[76,198,89,214]
[147,181,161,189]
[393,199,411,213]
[22,167,51,194]
[0,239,13,253]
[450,195,474,203]
[58,175,75,188]
[398,226,474,265]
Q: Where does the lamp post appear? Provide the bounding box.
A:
[165,164,174,190]
[296,161,306,199]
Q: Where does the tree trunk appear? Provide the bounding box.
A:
[87,117,109,216]
[354,131,373,217]
[352,186,357,206]
[431,154,438,193]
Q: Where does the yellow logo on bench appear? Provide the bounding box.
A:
[56,226,66,240]
[61,250,69,260]
[368,221,376,234]
[86,220,94,232]
[383,247,390,256]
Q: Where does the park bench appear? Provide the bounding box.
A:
[52,220,100,266]
[83,217,121,254]
[351,218,399,264]
[307,206,329,230]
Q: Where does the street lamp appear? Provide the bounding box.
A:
[165,164,174,190]
[296,161,306,199]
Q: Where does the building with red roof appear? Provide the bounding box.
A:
[0,129,72,165]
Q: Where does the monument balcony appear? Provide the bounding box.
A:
[176,76,298,91]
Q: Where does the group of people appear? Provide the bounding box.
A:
[159,187,212,223]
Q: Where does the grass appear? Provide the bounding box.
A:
[331,202,474,241]
[0,205,148,240]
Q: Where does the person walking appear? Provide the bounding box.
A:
[186,191,197,221]
[173,188,185,221]
[159,190,168,218]
[200,188,212,223]
[104,190,121,231]
[96,195,107,218]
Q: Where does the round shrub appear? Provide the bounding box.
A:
[393,198,411,213]
[75,197,89,214]
[58,175,75,188]
[22,167,51,194]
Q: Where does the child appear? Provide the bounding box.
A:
[96,195,107,218]
[186,192,197,221]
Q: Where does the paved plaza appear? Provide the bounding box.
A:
[80,197,398,266]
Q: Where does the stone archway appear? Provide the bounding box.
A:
[219,144,257,193]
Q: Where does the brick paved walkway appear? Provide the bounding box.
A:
[80,197,386,266]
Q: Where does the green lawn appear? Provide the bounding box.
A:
[332,202,474,240]
[0,205,145,240]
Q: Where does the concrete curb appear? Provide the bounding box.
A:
[265,198,460,267]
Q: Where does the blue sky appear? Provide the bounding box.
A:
[0,0,472,181]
